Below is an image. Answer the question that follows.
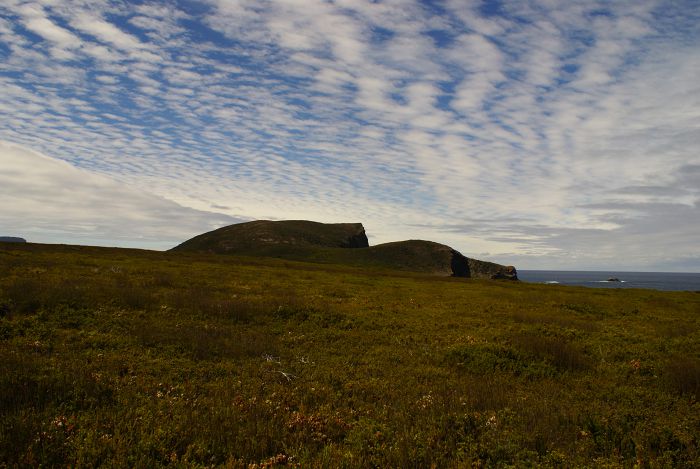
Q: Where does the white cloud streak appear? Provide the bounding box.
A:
[0,141,241,248]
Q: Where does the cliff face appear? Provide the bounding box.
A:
[447,250,518,279]
[464,256,518,280]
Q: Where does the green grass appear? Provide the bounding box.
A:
[1,242,699,467]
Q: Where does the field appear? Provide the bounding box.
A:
[1,243,699,467]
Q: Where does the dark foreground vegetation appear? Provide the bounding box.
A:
[1,243,699,467]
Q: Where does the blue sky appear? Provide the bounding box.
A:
[1,0,699,271]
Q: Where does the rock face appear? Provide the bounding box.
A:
[0,237,26,243]
[172,220,517,280]
[448,249,517,279]
[171,220,368,253]
[467,258,518,280]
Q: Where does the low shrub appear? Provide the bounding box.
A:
[511,332,591,372]
[665,356,700,397]
[446,342,557,378]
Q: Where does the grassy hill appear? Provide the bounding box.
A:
[1,242,699,467]
[172,220,517,279]
[296,240,515,279]
[171,220,369,253]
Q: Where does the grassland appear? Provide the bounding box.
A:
[1,242,699,467]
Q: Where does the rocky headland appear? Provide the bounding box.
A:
[172,220,517,280]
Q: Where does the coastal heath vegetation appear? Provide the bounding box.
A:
[0,243,699,467]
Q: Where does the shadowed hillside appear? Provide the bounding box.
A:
[0,237,26,243]
[172,220,368,253]
[172,220,517,280]
[326,240,517,280]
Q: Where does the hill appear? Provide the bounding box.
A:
[0,236,26,243]
[172,220,369,252]
[171,220,517,280]
[315,240,517,280]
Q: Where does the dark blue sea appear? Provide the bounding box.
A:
[518,271,700,292]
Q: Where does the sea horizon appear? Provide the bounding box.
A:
[517,270,700,292]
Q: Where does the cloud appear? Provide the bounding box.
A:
[70,12,142,52]
[0,141,242,249]
[0,0,698,270]
[22,13,81,49]
[15,3,82,59]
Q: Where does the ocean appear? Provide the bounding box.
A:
[517,270,700,292]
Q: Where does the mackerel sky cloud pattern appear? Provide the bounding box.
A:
[1,0,699,270]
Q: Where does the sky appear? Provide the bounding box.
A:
[0,0,699,271]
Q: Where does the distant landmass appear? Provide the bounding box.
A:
[0,237,26,243]
[172,220,517,280]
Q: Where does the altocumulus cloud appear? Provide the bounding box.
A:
[0,0,698,270]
